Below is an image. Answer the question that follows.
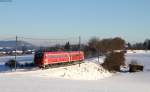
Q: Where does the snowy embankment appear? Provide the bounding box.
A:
[0,61,112,80]
[34,62,111,80]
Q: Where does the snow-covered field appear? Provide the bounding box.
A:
[0,72,150,92]
[0,54,34,72]
[125,50,150,71]
[0,54,34,64]
[0,50,150,92]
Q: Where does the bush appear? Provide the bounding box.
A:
[102,52,125,71]
[5,60,35,69]
[24,62,35,67]
[129,64,144,72]
[5,59,20,69]
[129,60,144,72]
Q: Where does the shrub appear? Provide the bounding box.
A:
[102,52,125,71]
[24,62,35,67]
[5,59,19,69]
[129,64,144,72]
[129,60,144,72]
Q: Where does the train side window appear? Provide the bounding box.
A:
[47,55,68,58]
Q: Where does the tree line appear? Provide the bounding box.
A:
[127,39,150,50]
[38,37,150,58]
[84,37,125,58]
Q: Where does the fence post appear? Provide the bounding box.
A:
[79,36,81,67]
[15,35,18,71]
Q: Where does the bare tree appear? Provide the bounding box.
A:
[64,42,71,51]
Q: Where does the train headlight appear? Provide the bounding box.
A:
[45,59,48,64]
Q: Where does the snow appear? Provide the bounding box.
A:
[0,50,150,92]
[85,56,105,64]
[36,62,112,80]
[126,50,150,71]
[0,62,112,80]
[0,54,34,64]
[0,54,111,80]
[0,71,150,92]
[0,54,34,72]
[127,50,150,54]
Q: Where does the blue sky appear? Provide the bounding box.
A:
[0,0,150,43]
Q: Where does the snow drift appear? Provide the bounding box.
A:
[36,62,112,80]
[1,62,112,80]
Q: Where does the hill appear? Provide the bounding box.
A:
[0,40,36,50]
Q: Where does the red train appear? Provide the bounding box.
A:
[34,51,84,68]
